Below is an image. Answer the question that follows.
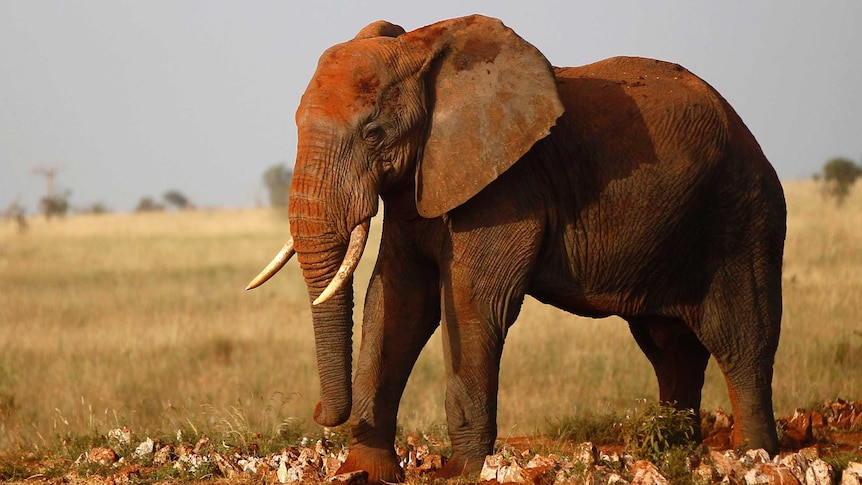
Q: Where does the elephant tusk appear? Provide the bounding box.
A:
[313,220,370,306]
[245,240,296,290]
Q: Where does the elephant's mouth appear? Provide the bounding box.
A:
[245,219,371,302]
[310,220,370,305]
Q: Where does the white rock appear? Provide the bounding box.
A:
[743,463,800,485]
[134,437,155,458]
[497,459,526,484]
[745,466,771,485]
[841,462,862,485]
[107,427,132,445]
[479,453,534,483]
[479,454,504,482]
[277,460,289,483]
[298,447,322,468]
[780,452,810,483]
[174,451,207,474]
[746,449,772,465]
[323,455,343,478]
[153,445,173,465]
[526,453,557,469]
[693,462,718,484]
[710,450,746,482]
[284,464,304,483]
[630,460,669,485]
[805,459,834,485]
[240,456,259,474]
[576,442,598,466]
[608,472,630,485]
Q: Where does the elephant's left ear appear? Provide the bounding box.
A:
[402,15,564,218]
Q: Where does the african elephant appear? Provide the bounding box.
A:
[248,15,785,483]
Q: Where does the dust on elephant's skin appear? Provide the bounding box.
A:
[248,14,785,484]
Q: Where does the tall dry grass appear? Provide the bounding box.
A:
[0,181,859,452]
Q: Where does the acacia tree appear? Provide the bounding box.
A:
[40,190,71,219]
[163,190,192,210]
[262,164,293,208]
[821,157,862,205]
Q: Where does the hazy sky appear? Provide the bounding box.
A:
[2,1,861,213]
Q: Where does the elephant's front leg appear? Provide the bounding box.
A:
[337,249,440,484]
[435,273,525,479]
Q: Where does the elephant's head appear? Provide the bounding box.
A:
[247,15,563,427]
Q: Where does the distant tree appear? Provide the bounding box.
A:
[40,190,71,219]
[821,157,862,205]
[135,196,164,212]
[163,190,192,210]
[4,201,28,233]
[4,201,26,219]
[262,164,293,208]
[81,202,110,215]
[14,212,27,232]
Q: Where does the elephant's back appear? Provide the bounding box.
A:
[551,57,728,176]
[551,56,784,272]
[553,56,731,135]
[555,57,779,192]
[554,56,716,99]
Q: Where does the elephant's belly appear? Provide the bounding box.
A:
[526,286,618,319]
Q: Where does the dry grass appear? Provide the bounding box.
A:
[0,181,859,453]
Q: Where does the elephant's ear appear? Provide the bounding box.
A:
[403,15,564,218]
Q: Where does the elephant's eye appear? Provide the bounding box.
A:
[363,125,385,145]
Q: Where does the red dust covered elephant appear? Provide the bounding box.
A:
[247,15,785,483]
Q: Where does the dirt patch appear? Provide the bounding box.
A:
[3,400,861,484]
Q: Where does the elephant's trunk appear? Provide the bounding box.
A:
[288,149,364,428]
[306,279,355,427]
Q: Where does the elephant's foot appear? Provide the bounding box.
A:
[434,452,485,480]
[731,420,779,456]
[337,444,404,484]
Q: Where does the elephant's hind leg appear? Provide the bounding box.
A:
[627,316,710,441]
[696,262,781,455]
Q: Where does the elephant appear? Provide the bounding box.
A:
[247,14,786,483]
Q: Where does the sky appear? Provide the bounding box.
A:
[2,1,861,213]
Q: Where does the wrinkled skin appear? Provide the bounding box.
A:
[280,15,785,483]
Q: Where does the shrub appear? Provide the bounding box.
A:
[821,157,862,205]
[621,402,697,463]
[135,197,164,212]
[621,402,703,485]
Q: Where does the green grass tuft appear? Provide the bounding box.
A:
[545,411,624,444]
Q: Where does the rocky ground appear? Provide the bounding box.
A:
[5,400,862,484]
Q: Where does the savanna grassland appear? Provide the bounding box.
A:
[0,180,860,457]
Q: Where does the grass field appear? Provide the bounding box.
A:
[0,180,860,454]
